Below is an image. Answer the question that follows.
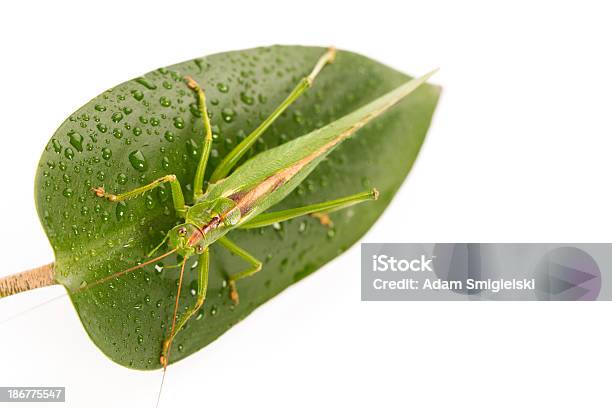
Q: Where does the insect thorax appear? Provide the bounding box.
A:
[184,197,240,245]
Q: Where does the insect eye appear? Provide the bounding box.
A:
[177,227,187,236]
[196,244,204,253]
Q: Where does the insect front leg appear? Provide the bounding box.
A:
[92,174,187,218]
[160,248,209,367]
[216,236,262,304]
[238,188,379,229]
[208,47,337,184]
[184,76,213,199]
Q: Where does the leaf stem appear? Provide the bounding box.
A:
[0,263,56,298]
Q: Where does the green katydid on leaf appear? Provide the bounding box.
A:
[0,45,440,370]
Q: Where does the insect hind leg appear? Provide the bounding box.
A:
[184,76,213,199]
[208,47,337,184]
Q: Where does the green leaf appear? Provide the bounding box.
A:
[34,45,440,369]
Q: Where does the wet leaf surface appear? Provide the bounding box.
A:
[35,46,440,369]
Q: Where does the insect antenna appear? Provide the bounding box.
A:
[1,248,178,326]
[0,292,67,326]
[73,248,178,295]
[147,235,169,258]
[156,256,188,408]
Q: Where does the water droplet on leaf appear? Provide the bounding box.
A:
[116,201,127,220]
[217,83,229,93]
[135,77,157,90]
[128,150,148,172]
[221,108,235,123]
[111,112,123,123]
[173,117,185,129]
[131,90,144,101]
[159,96,171,107]
[102,147,112,160]
[69,131,84,152]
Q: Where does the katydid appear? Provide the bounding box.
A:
[83,47,436,370]
[0,47,436,384]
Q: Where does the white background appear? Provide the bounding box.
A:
[1,1,611,407]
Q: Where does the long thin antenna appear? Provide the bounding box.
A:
[155,368,167,408]
[156,257,187,408]
[73,248,177,294]
[1,248,178,327]
[165,257,187,364]
[0,293,67,326]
